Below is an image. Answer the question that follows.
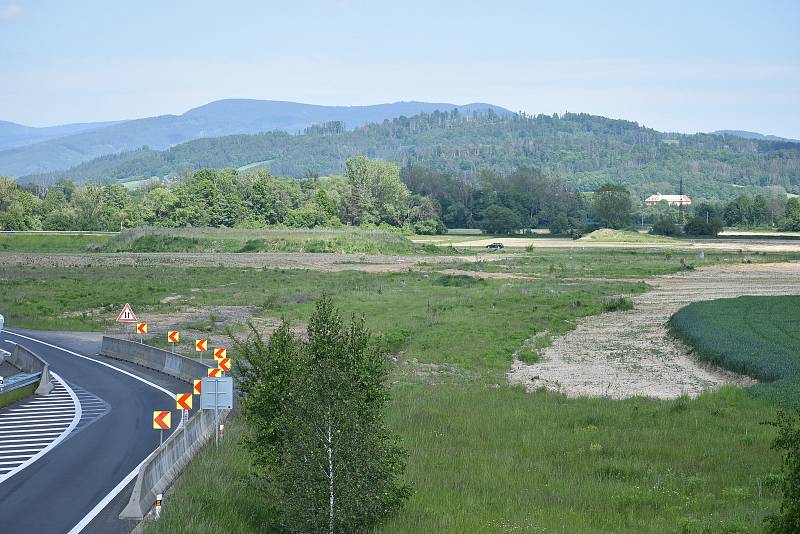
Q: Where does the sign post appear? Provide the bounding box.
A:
[167,331,179,353]
[153,410,171,446]
[200,376,233,447]
[116,303,138,341]
[136,322,148,343]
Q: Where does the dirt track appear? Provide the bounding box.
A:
[0,252,497,272]
[508,262,800,399]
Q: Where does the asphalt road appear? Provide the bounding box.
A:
[0,329,192,534]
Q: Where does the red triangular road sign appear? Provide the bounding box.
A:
[116,303,138,323]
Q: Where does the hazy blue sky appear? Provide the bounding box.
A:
[1,0,798,137]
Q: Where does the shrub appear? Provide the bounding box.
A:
[765,409,800,533]
[684,215,724,236]
[650,216,682,237]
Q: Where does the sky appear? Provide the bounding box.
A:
[1,0,798,137]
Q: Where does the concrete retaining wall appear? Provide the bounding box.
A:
[100,337,211,383]
[120,407,230,520]
[4,344,53,395]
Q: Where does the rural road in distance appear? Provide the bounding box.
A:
[0,328,190,534]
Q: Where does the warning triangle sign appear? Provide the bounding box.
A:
[116,303,138,323]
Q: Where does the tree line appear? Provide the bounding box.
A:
[4,157,798,236]
[0,157,444,234]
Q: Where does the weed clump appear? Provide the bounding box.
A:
[602,296,634,312]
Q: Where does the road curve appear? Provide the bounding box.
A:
[0,329,190,534]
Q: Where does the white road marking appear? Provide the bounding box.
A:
[0,373,80,483]
[1,331,177,533]
[0,436,60,444]
[0,415,75,422]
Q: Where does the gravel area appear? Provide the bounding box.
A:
[508,262,800,399]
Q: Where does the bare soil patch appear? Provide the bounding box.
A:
[0,252,498,272]
[508,262,800,399]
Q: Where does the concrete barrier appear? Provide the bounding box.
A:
[2,344,53,395]
[100,337,211,383]
[104,337,231,520]
[120,407,230,520]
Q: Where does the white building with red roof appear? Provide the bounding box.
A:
[644,193,692,207]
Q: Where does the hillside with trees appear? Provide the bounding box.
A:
[0,100,509,176]
[21,110,800,203]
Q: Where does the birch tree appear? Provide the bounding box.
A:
[236,296,410,533]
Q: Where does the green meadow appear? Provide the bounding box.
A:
[0,247,793,532]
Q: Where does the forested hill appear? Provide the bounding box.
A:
[0,100,509,177]
[23,111,800,201]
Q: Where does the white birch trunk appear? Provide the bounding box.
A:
[327,421,335,534]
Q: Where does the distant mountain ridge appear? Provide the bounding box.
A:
[0,99,511,177]
[0,119,125,150]
[711,130,800,144]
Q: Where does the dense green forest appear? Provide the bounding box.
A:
[22,111,800,202]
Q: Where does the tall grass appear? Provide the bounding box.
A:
[0,232,112,252]
[150,387,782,533]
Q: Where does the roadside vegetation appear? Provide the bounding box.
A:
[0,384,36,409]
[670,296,800,405]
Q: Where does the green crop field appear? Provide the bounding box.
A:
[670,295,800,405]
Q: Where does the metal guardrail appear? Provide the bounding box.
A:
[0,372,42,395]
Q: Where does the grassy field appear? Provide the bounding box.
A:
[147,387,782,533]
[0,247,793,531]
[96,227,440,255]
[0,232,112,252]
[0,264,644,378]
[670,295,800,405]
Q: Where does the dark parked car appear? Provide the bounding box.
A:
[486,242,504,250]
